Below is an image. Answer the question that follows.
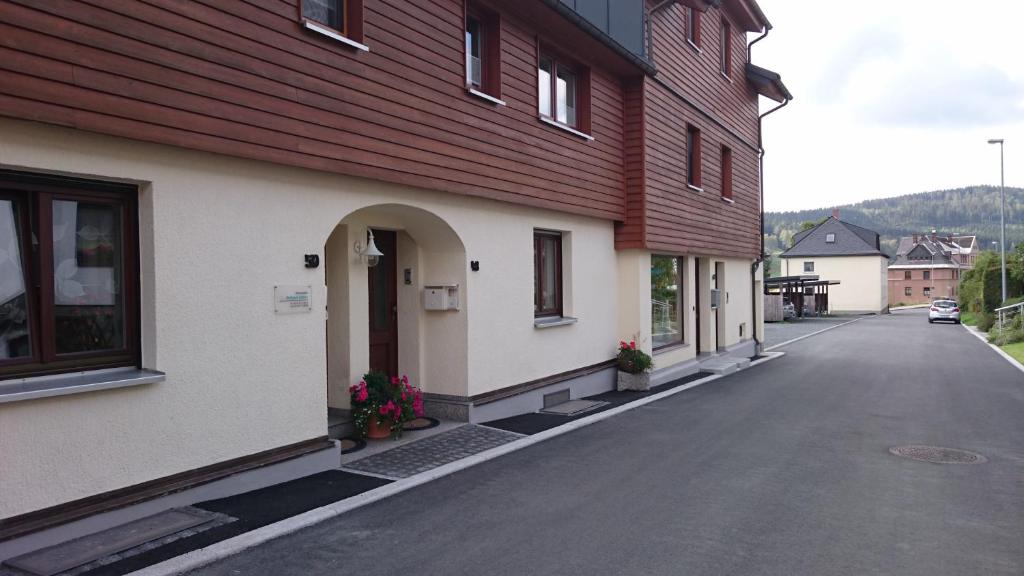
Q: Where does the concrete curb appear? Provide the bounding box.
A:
[960,323,1024,375]
[127,351,785,576]
[764,317,863,352]
[889,304,931,311]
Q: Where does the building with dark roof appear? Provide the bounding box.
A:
[887,233,978,305]
[780,211,889,314]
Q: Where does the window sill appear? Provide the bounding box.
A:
[538,116,594,141]
[654,342,690,355]
[0,367,165,404]
[534,316,578,329]
[687,184,704,193]
[302,20,370,52]
[467,87,506,106]
[720,196,735,204]
[687,40,702,54]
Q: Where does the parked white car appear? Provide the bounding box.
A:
[928,300,961,324]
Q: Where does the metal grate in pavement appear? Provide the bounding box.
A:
[889,445,987,465]
[539,399,608,416]
[342,425,523,479]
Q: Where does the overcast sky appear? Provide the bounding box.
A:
[751,0,1024,212]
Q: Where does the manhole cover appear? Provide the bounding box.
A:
[889,445,986,464]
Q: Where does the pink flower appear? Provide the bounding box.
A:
[401,375,409,385]
[391,376,400,386]
[401,390,407,401]
[629,340,636,350]
[356,388,368,402]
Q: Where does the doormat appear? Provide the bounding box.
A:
[539,399,609,416]
[339,437,367,454]
[402,416,440,431]
[3,509,220,576]
[73,471,391,576]
[482,371,712,435]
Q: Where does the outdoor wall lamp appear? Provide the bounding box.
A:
[354,229,384,268]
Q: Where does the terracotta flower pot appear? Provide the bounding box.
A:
[365,415,393,439]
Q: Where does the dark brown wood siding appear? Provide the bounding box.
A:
[625,1,762,258]
[615,77,645,249]
[0,0,628,220]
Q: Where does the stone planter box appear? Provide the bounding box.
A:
[617,370,650,392]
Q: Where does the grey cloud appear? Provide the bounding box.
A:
[814,27,904,102]
[863,62,1024,127]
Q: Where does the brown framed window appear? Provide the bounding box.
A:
[651,255,684,348]
[534,230,562,317]
[538,52,590,132]
[719,18,732,76]
[685,7,701,47]
[465,5,501,98]
[300,0,364,44]
[686,125,702,188]
[904,270,912,280]
[923,270,931,280]
[720,145,733,200]
[0,172,138,379]
[905,287,912,297]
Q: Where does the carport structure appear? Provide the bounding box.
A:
[765,275,840,317]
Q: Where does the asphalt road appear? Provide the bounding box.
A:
[191,309,1024,575]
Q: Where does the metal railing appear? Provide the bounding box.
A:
[994,301,1024,330]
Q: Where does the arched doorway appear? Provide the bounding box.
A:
[323,204,468,427]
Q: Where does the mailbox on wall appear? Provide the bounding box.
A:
[710,288,721,310]
[424,284,460,311]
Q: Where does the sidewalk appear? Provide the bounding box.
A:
[5,354,784,576]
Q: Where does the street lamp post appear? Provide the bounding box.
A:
[988,138,1007,304]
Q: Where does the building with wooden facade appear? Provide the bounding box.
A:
[0,0,789,549]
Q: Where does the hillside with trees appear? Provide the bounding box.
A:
[765,186,1024,272]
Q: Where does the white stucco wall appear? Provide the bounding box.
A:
[626,253,756,372]
[0,118,619,518]
[783,255,889,313]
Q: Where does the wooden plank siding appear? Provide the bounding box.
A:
[615,77,646,248]
[630,0,762,258]
[0,0,630,220]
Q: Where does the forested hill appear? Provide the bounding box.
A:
[765,185,1024,260]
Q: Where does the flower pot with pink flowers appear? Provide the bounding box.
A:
[616,340,653,391]
[349,371,425,439]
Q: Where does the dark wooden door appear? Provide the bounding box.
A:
[367,230,397,377]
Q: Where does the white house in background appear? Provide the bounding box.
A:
[780,213,890,314]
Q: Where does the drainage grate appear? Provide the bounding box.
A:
[539,399,608,416]
[889,445,987,465]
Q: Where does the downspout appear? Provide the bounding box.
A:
[748,24,788,355]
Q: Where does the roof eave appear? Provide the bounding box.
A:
[722,0,770,32]
[745,63,792,103]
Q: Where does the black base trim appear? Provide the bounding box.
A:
[0,436,334,542]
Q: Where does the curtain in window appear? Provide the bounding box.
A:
[0,200,30,359]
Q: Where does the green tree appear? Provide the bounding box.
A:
[799,221,818,231]
[1009,243,1024,292]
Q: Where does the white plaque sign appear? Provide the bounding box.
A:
[274,285,312,314]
